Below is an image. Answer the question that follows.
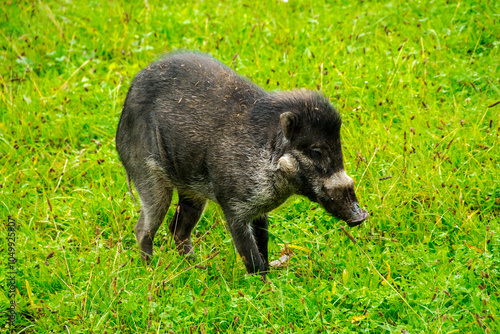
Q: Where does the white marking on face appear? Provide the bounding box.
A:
[278,154,299,174]
[324,170,354,190]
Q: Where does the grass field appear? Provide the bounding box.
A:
[1,0,499,332]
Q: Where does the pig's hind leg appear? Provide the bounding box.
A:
[133,172,173,264]
[169,193,207,261]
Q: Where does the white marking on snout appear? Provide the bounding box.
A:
[278,154,299,174]
[324,170,354,190]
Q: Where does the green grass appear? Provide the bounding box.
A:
[1,0,499,332]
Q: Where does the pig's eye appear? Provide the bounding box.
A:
[310,148,323,160]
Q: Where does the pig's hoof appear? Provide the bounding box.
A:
[184,252,196,263]
[140,250,153,265]
[175,238,196,261]
[177,246,196,262]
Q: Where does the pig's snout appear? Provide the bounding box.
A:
[319,171,369,227]
[345,203,369,227]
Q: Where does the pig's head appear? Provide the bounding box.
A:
[275,90,369,227]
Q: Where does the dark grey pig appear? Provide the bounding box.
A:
[116,52,368,278]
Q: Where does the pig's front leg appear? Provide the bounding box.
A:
[225,213,268,279]
[251,215,269,272]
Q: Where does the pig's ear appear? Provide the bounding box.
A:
[280,112,297,140]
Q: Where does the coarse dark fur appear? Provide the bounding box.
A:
[116,52,368,279]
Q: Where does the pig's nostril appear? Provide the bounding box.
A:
[352,203,362,214]
[345,206,368,227]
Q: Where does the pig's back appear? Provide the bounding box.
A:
[132,52,265,117]
[124,53,270,200]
